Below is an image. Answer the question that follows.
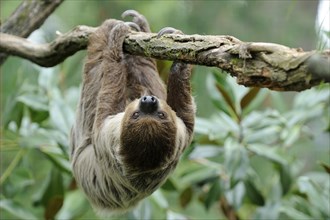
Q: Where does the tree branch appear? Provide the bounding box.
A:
[0,0,64,65]
[0,26,95,67]
[0,24,329,91]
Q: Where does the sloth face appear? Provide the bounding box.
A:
[126,96,175,122]
[119,96,178,171]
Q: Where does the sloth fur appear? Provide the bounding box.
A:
[70,10,195,215]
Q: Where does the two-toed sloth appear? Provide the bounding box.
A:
[70,10,195,215]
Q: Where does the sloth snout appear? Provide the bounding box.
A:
[140,96,158,113]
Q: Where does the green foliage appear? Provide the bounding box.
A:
[192,71,330,219]
[1,1,329,220]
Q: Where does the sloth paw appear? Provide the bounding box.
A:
[106,22,131,60]
[122,10,150,32]
[110,22,130,40]
[157,28,191,75]
[157,27,184,38]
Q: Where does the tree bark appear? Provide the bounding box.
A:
[1,25,329,91]
[0,0,65,65]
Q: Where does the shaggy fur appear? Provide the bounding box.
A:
[70,10,195,215]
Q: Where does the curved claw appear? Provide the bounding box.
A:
[121,9,141,19]
[121,9,150,32]
[157,27,183,38]
[125,22,141,32]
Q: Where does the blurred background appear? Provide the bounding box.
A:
[1,1,329,219]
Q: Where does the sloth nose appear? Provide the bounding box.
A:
[140,96,158,113]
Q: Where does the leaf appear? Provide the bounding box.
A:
[41,169,65,220]
[19,129,57,149]
[189,145,223,159]
[33,168,64,213]
[55,190,90,220]
[242,109,283,130]
[293,87,330,109]
[179,186,193,208]
[277,164,292,195]
[180,167,219,186]
[319,162,330,174]
[196,114,238,142]
[9,168,34,190]
[215,83,237,116]
[282,125,301,147]
[247,144,286,166]
[245,126,282,144]
[132,199,152,220]
[30,109,49,123]
[0,199,38,220]
[240,87,260,110]
[244,179,265,206]
[225,181,245,209]
[206,72,237,118]
[45,196,64,220]
[151,190,168,209]
[194,117,217,135]
[242,88,268,116]
[204,179,221,210]
[254,202,280,219]
[16,94,48,111]
[297,176,329,215]
[18,109,39,137]
[38,67,58,91]
[40,145,71,174]
[224,139,249,181]
[49,97,74,135]
[217,112,240,134]
[167,210,188,220]
[161,178,177,191]
[279,206,312,219]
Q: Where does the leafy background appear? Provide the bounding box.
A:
[1,1,329,220]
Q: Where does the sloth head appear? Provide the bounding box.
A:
[120,96,180,171]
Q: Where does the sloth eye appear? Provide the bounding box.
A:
[157,111,166,119]
[132,112,140,119]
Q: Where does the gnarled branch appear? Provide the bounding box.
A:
[0,24,329,91]
[0,26,95,67]
[0,0,64,65]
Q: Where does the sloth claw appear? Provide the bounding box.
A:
[121,9,140,19]
[157,27,183,38]
[124,22,141,32]
[121,9,150,32]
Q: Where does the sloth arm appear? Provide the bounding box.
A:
[71,21,128,159]
[167,62,195,136]
[93,22,130,130]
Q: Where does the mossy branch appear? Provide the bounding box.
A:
[0,24,329,91]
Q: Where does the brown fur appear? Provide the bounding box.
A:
[70,11,195,215]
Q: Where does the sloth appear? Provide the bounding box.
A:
[70,10,195,215]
